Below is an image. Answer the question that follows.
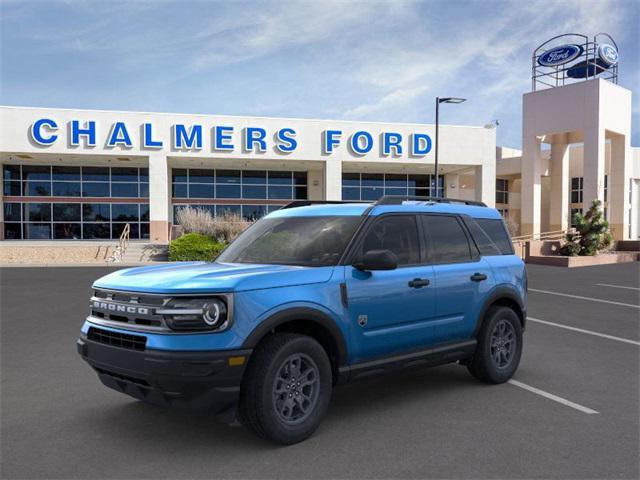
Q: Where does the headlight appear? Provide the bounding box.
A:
[157,297,230,332]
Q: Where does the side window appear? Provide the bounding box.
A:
[475,218,514,255]
[359,215,420,266]
[422,215,472,263]
[465,218,502,256]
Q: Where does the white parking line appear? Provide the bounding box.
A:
[527,317,640,346]
[508,380,599,415]
[596,283,640,291]
[529,288,640,309]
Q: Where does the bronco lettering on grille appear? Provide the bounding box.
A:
[91,300,149,315]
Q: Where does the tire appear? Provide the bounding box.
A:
[467,306,523,384]
[238,333,332,445]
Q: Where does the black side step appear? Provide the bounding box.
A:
[337,339,477,384]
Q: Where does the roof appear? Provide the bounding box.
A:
[267,201,502,220]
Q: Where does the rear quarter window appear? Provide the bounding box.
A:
[469,218,514,255]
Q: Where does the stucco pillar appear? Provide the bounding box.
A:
[307,169,323,200]
[549,135,570,232]
[582,126,606,212]
[148,153,170,244]
[521,135,543,236]
[324,160,342,201]
[474,162,496,207]
[609,134,631,240]
[445,173,460,199]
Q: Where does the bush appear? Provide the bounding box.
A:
[560,199,613,256]
[176,207,253,243]
[168,233,226,262]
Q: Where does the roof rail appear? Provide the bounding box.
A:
[375,195,487,207]
[281,200,369,210]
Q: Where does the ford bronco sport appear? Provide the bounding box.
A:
[78,196,526,444]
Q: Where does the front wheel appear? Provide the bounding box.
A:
[239,333,332,444]
[467,306,523,383]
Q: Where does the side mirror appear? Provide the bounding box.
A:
[353,249,398,271]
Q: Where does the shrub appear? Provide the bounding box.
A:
[168,233,226,262]
[175,207,253,243]
[560,199,613,256]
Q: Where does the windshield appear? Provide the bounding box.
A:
[217,215,361,267]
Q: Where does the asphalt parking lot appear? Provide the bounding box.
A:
[1,263,639,479]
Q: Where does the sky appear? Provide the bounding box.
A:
[1,0,638,148]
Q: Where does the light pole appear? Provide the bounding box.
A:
[435,97,466,197]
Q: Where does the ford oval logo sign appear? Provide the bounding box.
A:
[538,44,583,67]
[598,44,618,66]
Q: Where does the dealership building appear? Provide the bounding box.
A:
[0,34,638,246]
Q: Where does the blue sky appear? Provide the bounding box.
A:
[1,0,638,148]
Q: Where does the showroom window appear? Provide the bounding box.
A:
[171,168,307,221]
[3,164,149,240]
[341,173,444,201]
[3,202,149,240]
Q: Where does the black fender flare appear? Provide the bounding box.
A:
[473,286,526,336]
[241,307,349,366]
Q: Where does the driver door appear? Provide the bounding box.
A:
[344,214,436,363]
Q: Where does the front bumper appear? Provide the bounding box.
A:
[77,333,251,414]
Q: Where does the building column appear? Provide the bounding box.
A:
[324,159,342,201]
[445,173,460,198]
[521,135,543,236]
[609,134,631,240]
[307,169,324,200]
[549,134,570,232]
[582,126,606,212]
[148,153,170,244]
[474,162,496,207]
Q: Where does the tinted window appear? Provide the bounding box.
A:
[359,215,420,266]
[218,216,360,266]
[422,215,471,263]
[475,218,514,255]
[465,218,501,256]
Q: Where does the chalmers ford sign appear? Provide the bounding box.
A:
[29,118,434,157]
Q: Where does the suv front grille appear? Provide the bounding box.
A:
[88,327,147,351]
[89,289,169,331]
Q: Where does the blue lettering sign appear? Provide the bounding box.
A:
[244,127,267,152]
[143,123,163,148]
[173,124,202,150]
[30,118,58,145]
[71,120,96,147]
[275,128,297,153]
[411,133,432,156]
[107,122,132,148]
[350,131,373,155]
[383,132,403,156]
[214,126,234,151]
[598,44,618,66]
[323,130,342,154]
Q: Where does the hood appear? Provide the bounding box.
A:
[93,262,335,294]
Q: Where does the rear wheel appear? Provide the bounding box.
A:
[239,333,332,444]
[467,306,522,383]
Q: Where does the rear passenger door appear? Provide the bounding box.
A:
[421,215,494,343]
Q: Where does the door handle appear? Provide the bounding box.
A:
[408,278,430,288]
[470,273,488,282]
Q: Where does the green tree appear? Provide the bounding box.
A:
[560,199,613,256]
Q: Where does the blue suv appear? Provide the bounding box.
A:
[77,197,526,444]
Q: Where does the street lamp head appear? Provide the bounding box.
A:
[438,97,466,104]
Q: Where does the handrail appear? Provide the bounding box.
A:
[106,223,131,262]
[512,229,573,243]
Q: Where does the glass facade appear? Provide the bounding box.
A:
[171,168,308,221]
[342,172,445,201]
[3,164,149,240]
